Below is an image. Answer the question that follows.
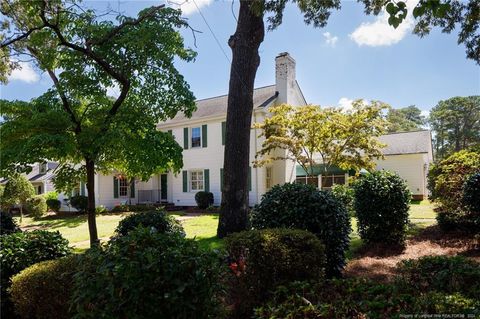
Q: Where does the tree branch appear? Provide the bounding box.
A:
[0,26,46,48]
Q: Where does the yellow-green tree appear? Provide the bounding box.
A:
[254,101,389,177]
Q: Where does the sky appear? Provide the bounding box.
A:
[1,0,479,116]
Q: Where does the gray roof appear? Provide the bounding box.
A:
[161,85,278,126]
[378,130,432,155]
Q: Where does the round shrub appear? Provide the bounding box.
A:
[353,171,411,246]
[195,191,214,209]
[396,255,480,299]
[114,210,185,237]
[463,173,480,213]
[0,230,71,318]
[46,198,61,212]
[10,255,79,319]
[0,211,21,235]
[225,228,326,317]
[26,195,47,219]
[331,184,355,217]
[251,183,350,277]
[70,195,88,213]
[72,228,226,319]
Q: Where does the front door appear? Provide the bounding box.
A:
[160,174,168,202]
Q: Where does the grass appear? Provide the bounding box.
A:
[16,201,436,254]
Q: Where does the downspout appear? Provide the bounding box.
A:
[254,111,260,204]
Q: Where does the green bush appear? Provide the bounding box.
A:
[353,171,411,246]
[110,204,155,213]
[396,255,480,299]
[114,210,185,238]
[44,191,59,201]
[0,212,21,235]
[253,279,480,319]
[251,183,350,277]
[26,195,47,219]
[0,230,71,318]
[70,195,88,213]
[72,228,226,319]
[428,150,480,231]
[225,229,326,317]
[46,198,61,212]
[95,205,107,214]
[10,255,79,319]
[331,184,355,217]
[463,172,480,213]
[195,191,214,209]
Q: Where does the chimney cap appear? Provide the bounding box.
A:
[275,52,295,63]
[276,52,290,58]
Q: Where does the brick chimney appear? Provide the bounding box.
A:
[275,52,296,105]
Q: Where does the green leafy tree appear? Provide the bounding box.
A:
[218,0,479,237]
[254,102,388,177]
[0,1,196,246]
[1,173,35,221]
[429,96,480,159]
[386,105,426,133]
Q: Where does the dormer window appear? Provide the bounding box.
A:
[39,163,47,174]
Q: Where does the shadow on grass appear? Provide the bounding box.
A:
[32,214,87,229]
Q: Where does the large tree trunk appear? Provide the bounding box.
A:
[217,1,264,238]
[85,159,99,246]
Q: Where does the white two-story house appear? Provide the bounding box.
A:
[89,52,433,209]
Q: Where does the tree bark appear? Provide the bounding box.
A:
[85,159,99,246]
[217,1,264,238]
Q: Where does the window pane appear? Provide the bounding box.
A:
[197,181,204,190]
[307,177,318,187]
[295,178,306,185]
[334,175,346,185]
[191,127,201,147]
[321,176,333,188]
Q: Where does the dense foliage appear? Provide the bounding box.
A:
[114,210,185,238]
[385,105,426,133]
[0,212,20,235]
[463,173,480,213]
[9,255,79,319]
[72,228,225,319]
[353,171,411,246]
[26,195,47,219]
[251,183,350,277]
[1,173,35,215]
[225,229,326,318]
[253,278,480,319]
[396,255,480,299]
[46,198,62,212]
[0,230,71,318]
[428,150,480,231]
[331,184,355,217]
[69,195,88,213]
[195,191,214,209]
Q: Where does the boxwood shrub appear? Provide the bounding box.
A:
[114,210,185,237]
[353,171,411,246]
[26,195,47,219]
[72,228,226,319]
[46,198,62,212]
[10,255,79,319]
[70,195,88,213]
[251,183,350,277]
[195,191,214,209]
[0,212,20,235]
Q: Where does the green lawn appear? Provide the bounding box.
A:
[16,201,436,254]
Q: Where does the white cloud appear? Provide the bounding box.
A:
[350,0,418,47]
[8,62,40,83]
[167,0,214,15]
[338,97,354,111]
[323,32,338,47]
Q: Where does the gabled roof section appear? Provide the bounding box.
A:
[161,85,277,126]
[378,130,432,155]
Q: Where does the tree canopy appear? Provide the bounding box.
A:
[254,101,389,176]
[429,96,480,159]
[386,105,426,133]
[0,0,196,245]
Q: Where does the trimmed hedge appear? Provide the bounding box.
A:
[0,212,20,235]
[195,191,214,209]
[353,171,411,246]
[26,195,47,219]
[251,183,350,277]
[70,195,88,213]
[114,210,185,238]
[225,229,326,318]
[10,255,79,319]
[72,228,226,319]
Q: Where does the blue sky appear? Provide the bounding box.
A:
[1,0,479,115]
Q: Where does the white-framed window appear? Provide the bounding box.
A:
[118,177,129,197]
[320,174,346,190]
[266,167,273,189]
[39,163,47,174]
[191,127,201,148]
[190,170,204,191]
[295,176,319,187]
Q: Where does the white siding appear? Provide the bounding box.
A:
[374,153,428,196]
